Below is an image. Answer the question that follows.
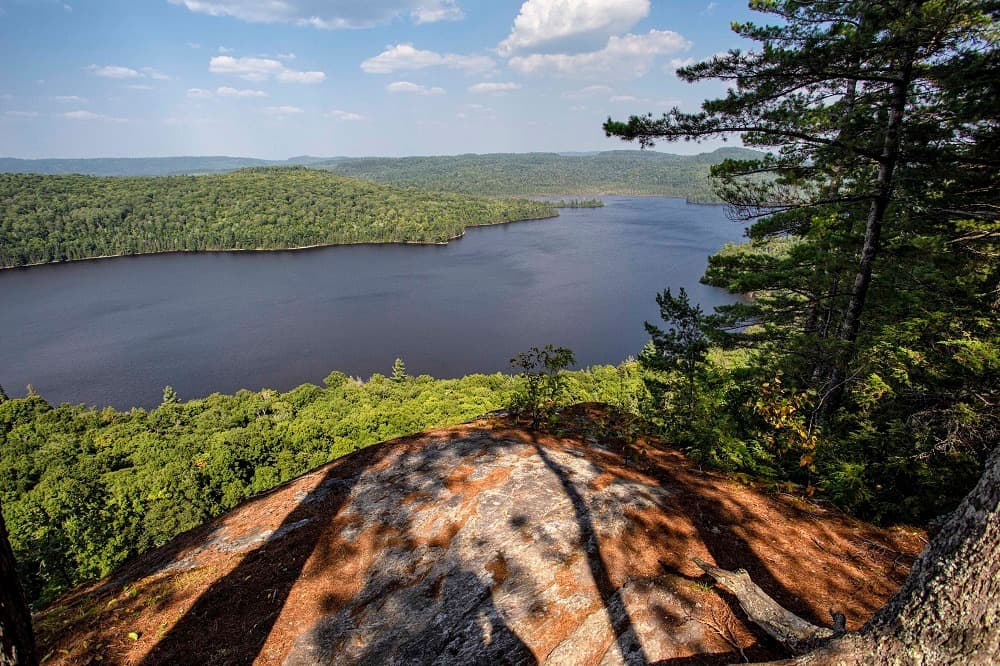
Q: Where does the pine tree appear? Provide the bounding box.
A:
[605,0,997,416]
[639,288,714,429]
[607,0,998,519]
[161,385,179,406]
[390,358,408,383]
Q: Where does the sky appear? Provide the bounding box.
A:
[0,0,761,159]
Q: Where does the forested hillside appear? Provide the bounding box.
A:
[319,148,761,200]
[0,168,555,268]
[0,364,640,605]
[0,148,762,201]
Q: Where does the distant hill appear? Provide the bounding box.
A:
[0,168,554,268]
[0,148,763,201]
[0,155,279,176]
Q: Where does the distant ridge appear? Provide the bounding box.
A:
[0,148,763,201]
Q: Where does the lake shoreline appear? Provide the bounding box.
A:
[1,211,560,272]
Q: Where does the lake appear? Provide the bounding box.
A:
[0,197,745,409]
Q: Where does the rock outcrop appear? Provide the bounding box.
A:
[36,405,924,664]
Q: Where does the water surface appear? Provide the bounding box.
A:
[0,197,744,408]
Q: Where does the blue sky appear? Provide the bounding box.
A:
[0,0,760,158]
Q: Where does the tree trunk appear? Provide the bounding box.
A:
[712,445,999,665]
[0,508,36,666]
[822,52,915,418]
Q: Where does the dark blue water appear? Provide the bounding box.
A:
[0,197,744,409]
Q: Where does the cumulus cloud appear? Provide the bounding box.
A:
[169,0,462,28]
[509,29,691,78]
[262,105,304,116]
[386,81,445,95]
[277,70,325,83]
[468,82,521,94]
[88,65,171,82]
[189,86,270,98]
[88,65,141,79]
[327,109,365,121]
[217,86,268,97]
[499,0,649,56]
[361,44,494,75]
[209,55,325,83]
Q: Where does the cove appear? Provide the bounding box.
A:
[0,196,745,409]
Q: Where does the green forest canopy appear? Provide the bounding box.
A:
[0,167,555,268]
[0,148,763,201]
[0,364,641,606]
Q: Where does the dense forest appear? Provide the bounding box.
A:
[0,363,641,605]
[604,0,998,526]
[0,168,555,268]
[318,149,760,201]
[0,148,761,202]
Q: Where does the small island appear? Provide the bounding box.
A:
[547,198,605,208]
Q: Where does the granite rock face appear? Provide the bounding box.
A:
[283,430,699,665]
[38,406,923,665]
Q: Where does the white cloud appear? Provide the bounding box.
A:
[327,109,365,121]
[468,82,521,94]
[209,55,325,83]
[63,3,72,12]
[218,45,234,53]
[187,88,214,98]
[386,81,445,95]
[277,69,326,84]
[562,85,613,99]
[217,86,268,97]
[4,111,39,118]
[188,42,201,49]
[53,95,87,103]
[509,29,691,78]
[262,105,304,116]
[142,67,171,80]
[170,0,463,28]
[88,65,141,79]
[361,44,494,75]
[499,0,649,56]
[127,84,155,91]
[87,65,170,82]
[668,57,696,74]
[61,110,125,122]
[702,2,718,16]
[609,95,637,102]
[412,0,462,23]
